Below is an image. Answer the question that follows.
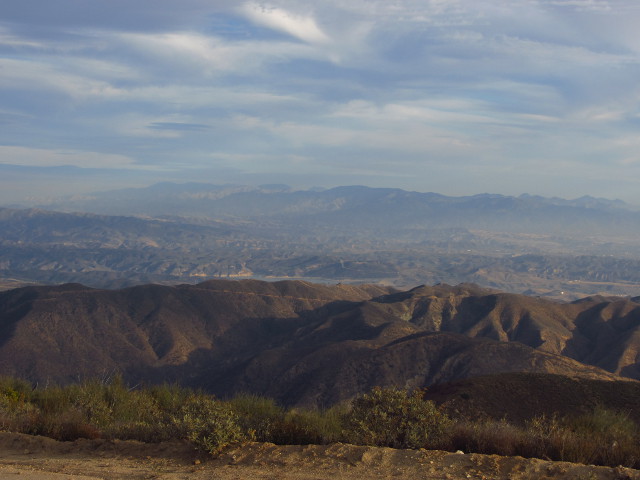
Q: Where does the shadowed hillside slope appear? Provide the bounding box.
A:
[0,280,637,406]
[424,372,640,425]
[0,280,389,383]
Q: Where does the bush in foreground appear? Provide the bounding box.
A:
[0,378,637,469]
[227,393,344,445]
[342,387,451,449]
[444,410,640,469]
[173,395,248,454]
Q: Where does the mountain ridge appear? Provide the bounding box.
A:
[14,183,640,235]
[0,279,637,407]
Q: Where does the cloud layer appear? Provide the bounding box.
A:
[1,0,640,202]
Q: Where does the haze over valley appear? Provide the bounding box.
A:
[2,182,640,300]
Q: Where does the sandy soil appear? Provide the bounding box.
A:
[0,432,638,480]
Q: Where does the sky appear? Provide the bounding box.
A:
[1,0,640,204]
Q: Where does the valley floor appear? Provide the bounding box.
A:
[0,433,637,480]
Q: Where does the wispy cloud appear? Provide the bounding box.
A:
[241,3,330,44]
[1,0,640,202]
[148,122,211,131]
[0,58,125,101]
[0,146,136,169]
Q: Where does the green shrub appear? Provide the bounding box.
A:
[343,387,451,449]
[31,378,167,441]
[270,407,345,445]
[148,383,193,415]
[71,380,113,428]
[562,407,639,467]
[30,381,112,439]
[287,406,344,444]
[447,411,640,468]
[35,408,101,441]
[172,395,248,454]
[0,391,39,433]
[32,385,73,415]
[0,377,33,403]
[568,406,636,443]
[227,393,283,441]
[447,418,529,457]
[101,390,169,442]
[227,394,344,445]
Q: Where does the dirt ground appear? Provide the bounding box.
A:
[0,432,638,480]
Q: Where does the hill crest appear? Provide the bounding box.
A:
[0,279,638,406]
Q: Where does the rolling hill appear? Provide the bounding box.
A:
[0,279,637,407]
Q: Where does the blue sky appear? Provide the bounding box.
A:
[1,0,640,204]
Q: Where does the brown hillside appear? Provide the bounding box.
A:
[371,284,640,380]
[0,279,637,407]
[0,280,390,385]
[228,331,621,407]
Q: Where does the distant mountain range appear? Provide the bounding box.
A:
[0,279,638,407]
[24,182,640,237]
[2,183,640,297]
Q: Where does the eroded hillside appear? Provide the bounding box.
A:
[0,280,638,407]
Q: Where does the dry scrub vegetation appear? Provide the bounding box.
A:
[0,376,637,469]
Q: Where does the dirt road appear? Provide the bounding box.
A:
[0,432,637,479]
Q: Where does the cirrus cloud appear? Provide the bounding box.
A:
[1,0,640,203]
